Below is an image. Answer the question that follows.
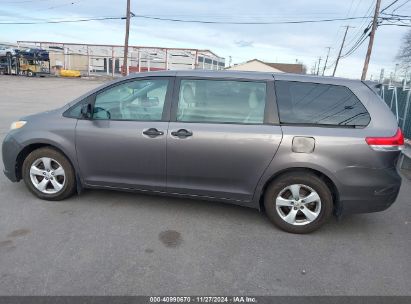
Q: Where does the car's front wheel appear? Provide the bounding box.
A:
[264,172,333,234]
[22,147,76,201]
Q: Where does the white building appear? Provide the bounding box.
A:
[227,59,306,74]
[17,41,226,76]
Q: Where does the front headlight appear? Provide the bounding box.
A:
[10,121,27,130]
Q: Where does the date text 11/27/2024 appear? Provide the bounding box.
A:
[149,296,257,303]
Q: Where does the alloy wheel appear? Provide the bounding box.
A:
[275,184,321,226]
[29,157,65,194]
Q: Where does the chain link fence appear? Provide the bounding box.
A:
[380,85,411,139]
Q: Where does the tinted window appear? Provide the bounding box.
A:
[93,79,169,121]
[177,79,266,124]
[275,81,370,127]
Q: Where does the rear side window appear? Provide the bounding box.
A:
[177,79,266,124]
[274,81,371,127]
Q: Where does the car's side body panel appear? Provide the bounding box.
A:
[76,119,169,192]
[167,122,282,202]
[2,107,79,180]
[251,126,402,213]
[74,76,175,192]
[251,74,402,213]
[165,73,282,203]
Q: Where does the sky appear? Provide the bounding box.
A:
[1,0,411,79]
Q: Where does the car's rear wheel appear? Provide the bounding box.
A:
[264,172,333,234]
[22,147,76,201]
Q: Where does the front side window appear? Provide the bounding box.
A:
[275,81,371,127]
[93,78,169,121]
[177,79,266,124]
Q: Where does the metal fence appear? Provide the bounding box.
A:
[380,84,411,139]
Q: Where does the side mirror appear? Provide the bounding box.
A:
[80,103,92,119]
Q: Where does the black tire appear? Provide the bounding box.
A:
[264,171,333,234]
[22,147,76,201]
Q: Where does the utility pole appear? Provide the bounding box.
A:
[317,57,322,75]
[322,47,331,76]
[361,0,381,81]
[122,0,131,76]
[332,25,352,77]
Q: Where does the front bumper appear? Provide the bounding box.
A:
[337,166,402,215]
[2,133,21,182]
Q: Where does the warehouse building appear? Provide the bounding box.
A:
[227,59,306,74]
[17,41,226,76]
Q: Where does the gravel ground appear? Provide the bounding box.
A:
[0,75,410,296]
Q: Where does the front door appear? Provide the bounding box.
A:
[76,77,173,192]
[166,78,282,202]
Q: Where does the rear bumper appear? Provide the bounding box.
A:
[337,166,401,215]
[2,133,21,182]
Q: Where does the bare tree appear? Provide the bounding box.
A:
[397,29,411,69]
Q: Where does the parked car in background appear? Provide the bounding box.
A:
[21,48,49,61]
[2,71,403,233]
[0,47,17,57]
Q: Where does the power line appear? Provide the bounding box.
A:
[392,0,411,13]
[331,0,357,47]
[338,23,371,58]
[325,0,375,71]
[0,14,375,25]
[0,7,409,31]
[380,12,411,17]
[1,0,51,4]
[0,16,124,24]
[344,0,375,47]
[132,14,371,24]
[341,29,370,58]
[340,20,373,58]
[380,22,411,26]
[380,0,401,13]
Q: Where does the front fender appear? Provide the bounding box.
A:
[12,117,79,181]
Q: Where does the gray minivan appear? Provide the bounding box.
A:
[2,70,403,233]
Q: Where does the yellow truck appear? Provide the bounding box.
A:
[19,58,50,77]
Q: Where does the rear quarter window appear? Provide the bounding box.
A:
[274,81,371,127]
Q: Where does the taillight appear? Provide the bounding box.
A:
[365,128,404,151]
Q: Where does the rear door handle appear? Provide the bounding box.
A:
[143,128,164,137]
[171,129,193,138]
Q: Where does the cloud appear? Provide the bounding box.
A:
[0,0,410,79]
[234,40,254,47]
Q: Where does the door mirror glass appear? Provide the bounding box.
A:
[93,106,111,120]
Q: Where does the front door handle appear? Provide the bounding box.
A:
[143,128,164,137]
[171,129,193,138]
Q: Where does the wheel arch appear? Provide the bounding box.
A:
[257,167,340,216]
[15,142,77,182]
